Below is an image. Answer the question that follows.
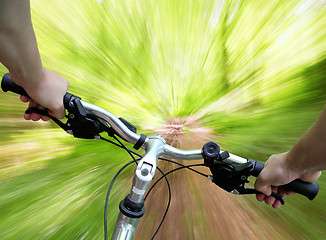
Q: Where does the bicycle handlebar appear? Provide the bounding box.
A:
[1,72,320,201]
[2,72,321,240]
[1,73,207,160]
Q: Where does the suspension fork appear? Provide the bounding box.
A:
[111,135,165,240]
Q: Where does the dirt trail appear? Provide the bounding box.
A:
[135,117,293,240]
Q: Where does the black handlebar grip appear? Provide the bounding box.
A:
[248,159,319,200]
[1,73,29,97]
[282,179,319,200]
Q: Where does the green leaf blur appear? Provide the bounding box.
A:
[0,0,326,239]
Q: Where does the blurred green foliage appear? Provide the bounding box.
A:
[1,0,326,239]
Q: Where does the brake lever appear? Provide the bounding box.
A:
[25,107,68,131]
[202,142,285,205]
[206,161,285,205]
[231,183,285,205]
[26,102,109,139]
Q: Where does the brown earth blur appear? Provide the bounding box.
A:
[134,117,293,240]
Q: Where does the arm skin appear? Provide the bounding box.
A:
[0,0,68,120]
[254,105,326,208]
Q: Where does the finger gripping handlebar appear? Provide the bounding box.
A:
[249,159,319,200]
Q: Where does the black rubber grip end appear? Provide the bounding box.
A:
[1,73,29,97]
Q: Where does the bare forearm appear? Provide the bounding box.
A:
[0,0,68,120]
[0,0,43,88]
[288,105,326,173]
[254,106,325,206]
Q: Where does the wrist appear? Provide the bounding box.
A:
[286,150,305,177]
[10,64,44,91]
[287,147,321,182]
[22,68,49,100]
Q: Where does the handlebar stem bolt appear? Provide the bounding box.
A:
[241,175,247,181]
[141,168,149,176]
[69,114,75,119]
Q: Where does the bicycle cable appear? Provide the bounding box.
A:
[104,159,138,240]
[145,163,207,201]
[158,157,208,178]
[100,133,208,240]
[100,136,208,178]
[101,134,172,240]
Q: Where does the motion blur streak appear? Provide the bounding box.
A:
[0,0,325,239]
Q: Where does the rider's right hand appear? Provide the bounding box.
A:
[254,152,321,208]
